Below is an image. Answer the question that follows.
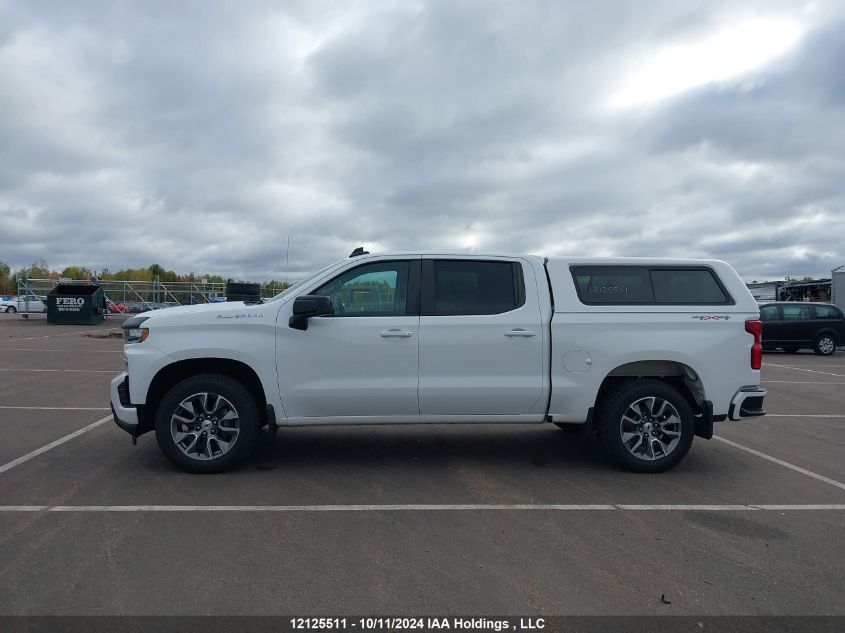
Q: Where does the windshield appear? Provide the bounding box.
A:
[265,260,344,302]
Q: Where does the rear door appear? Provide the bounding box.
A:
[780,303,813,344]
[417,258,544,416]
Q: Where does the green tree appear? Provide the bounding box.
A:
[13,258,50,282]
[262,279,290,297]
[60,265,92,280]
[0,260,10,294]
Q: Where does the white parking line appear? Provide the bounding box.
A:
[0,504,843,513]
[765,363,845,378]
[0,348,123,353]
[767,364,845,368]
[0,328,121,343]
[763,380,845,384]
[0,368,117,374]
[0,406,111,411]
[713,436,845,491]
[0,414,112,475]
[761,414,845,418]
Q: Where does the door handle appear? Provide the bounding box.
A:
[380,329,414,338]
[505,328,536,337]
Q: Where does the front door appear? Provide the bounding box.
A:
[276,258,421,420]
[759,304,783,346]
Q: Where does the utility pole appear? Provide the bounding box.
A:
[285,235,290,287]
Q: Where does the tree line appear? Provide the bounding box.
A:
[0,259,290,297]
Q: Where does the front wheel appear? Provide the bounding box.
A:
[814,334,837,356]
[7,306,16,313]
[598,379,694,473]
[155,374,260,473]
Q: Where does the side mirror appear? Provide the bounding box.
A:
[289,295,333,330]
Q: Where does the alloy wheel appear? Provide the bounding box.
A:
[619,396,682,461]
[170,392,240,461]
[818,336,835,355]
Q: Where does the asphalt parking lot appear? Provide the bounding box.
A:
[0,312,843,617]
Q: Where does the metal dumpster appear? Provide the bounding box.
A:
[226,282,260,303]
[47,283,107,325]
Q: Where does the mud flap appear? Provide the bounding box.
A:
[266,404,278,444]
[695,400,714,440]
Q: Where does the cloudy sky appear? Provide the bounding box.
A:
[1,0,844,282]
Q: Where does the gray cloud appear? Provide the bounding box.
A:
[1,0,843,282]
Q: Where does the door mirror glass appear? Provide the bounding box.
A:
[289,295,333,330]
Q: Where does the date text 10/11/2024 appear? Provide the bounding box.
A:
[290,617,547,631]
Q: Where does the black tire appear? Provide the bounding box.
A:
[155,374,260,473]
[814,334,837,356]
[598,379,695,473]
[7,306,16,313]
[781,347,799,354]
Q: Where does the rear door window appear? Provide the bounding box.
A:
[425,260,523,315]
[781,304,811,320]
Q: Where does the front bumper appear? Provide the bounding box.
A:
[110,372,139,435]
[728,386,767,421]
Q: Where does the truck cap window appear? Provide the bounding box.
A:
[572,267,653,304]
[651,269,729,304]
[571,266,731,305]
[423,260,524,315]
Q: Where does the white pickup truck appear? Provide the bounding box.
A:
[111,250,766,473]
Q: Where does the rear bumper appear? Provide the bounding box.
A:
[728,386,767,421]
[110,372,139,435]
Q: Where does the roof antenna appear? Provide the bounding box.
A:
[349,246,369,258]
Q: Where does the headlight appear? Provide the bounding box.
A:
[122,316,150,343]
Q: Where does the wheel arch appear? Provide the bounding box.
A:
[598,360,706,415]
[815,328,840,344]
[139,358,268,435]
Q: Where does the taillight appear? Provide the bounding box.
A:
[745,319,763,370]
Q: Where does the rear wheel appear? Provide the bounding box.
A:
[598,379,694,473]
[814,334,837,356]
[155,374,260,473]
[781,347,799,354]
